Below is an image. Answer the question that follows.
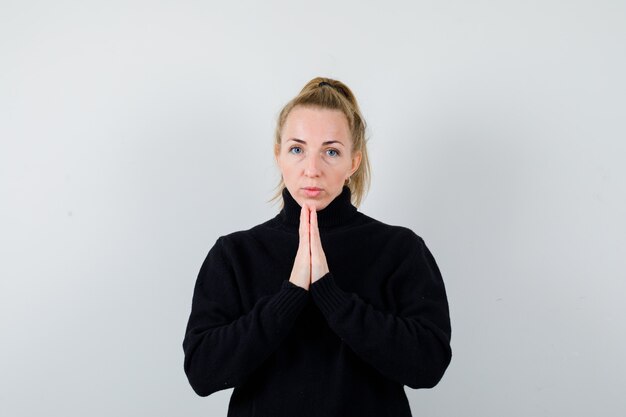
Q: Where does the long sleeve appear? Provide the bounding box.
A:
[182,236,309,397]
[310,233,452,389]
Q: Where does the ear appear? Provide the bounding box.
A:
[274,143,281,164]
[350,150,362,176]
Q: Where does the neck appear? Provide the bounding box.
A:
[279,186,358,230]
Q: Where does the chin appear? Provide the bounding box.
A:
[311,200,330,211]
[297,198,328,211]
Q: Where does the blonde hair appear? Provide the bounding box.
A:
[270,77,371,208]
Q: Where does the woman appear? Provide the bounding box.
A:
[183,77,452,416]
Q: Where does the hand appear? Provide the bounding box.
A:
[288,204,330,290]
[288,204,312,290]
[309,206,330,284]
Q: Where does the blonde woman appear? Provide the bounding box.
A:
[183,77,452,416]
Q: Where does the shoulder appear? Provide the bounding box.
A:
[356,212,425,247]
[207,218,281,253]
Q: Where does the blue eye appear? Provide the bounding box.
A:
[289,146,302,155]
[327,149,340,157]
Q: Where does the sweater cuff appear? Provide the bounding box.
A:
[310,273,351,317]
[269,280,309,318]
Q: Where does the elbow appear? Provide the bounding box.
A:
[406,345,452,389]
[184,362,214,397]
[189,381,212,398]
[187,373,238,397]
[184,351,238,397]
[183,335,221,397]
[183,348,221,397]
[185,364,230,397]
[408,365,447,389]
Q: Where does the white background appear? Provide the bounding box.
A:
[1,1,625,416]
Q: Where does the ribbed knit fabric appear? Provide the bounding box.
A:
[183,186,452,417]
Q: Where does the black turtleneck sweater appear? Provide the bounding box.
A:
[183,186,451,417]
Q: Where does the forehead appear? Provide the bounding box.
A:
[282,106,351,144]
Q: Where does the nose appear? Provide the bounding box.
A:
[304,153,322,177]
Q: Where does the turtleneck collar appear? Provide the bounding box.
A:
[278,186,358,230]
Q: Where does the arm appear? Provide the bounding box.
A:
[310,234,452,389]
[182,237,309,397]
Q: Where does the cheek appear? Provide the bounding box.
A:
[279,163,297,180]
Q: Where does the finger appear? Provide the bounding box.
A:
[309,207,329,281]
[299,204,306,237]
[299,204,308,236]
[310,206,318,245]
[310,207,321,256]
[300,204,310,249]
[303,205,311,282]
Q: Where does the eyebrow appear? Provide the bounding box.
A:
[287,138,345,147]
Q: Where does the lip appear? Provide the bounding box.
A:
[302,187,322,197]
